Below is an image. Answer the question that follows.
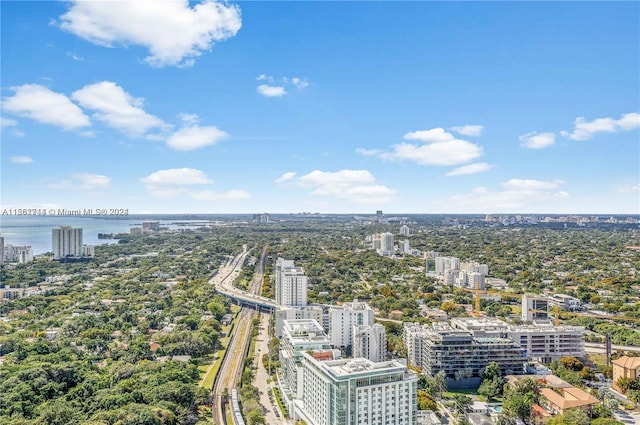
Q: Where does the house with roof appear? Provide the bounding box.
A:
[539,386,598,416]
[612,355,640,392]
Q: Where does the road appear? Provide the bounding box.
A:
[210,247,259,425]
[585,342,640,354]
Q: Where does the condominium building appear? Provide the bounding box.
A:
[297,354,418,425]
[275,258,308,307]
[451,317,585,364]
[329,300,374,351]
[380,232,394,254]
[403,322,429,369]
[404,322,525,387]
[0,236,4,266]
[435,257,460,275]
[399,225,410,236]
[141,220,160,231]
[352,323,387,363]
[52,226,83,259]
[279,319,336,413]
[3,245,34,263]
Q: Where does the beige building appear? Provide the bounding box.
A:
[612,356,640,392]
[539,386,598,416]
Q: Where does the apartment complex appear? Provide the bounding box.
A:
[329,300,375,351]
[3,244,34,263]
[275,258,308,307]
[297,354,418,425]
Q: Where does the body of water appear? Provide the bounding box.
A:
[0,216,207,255]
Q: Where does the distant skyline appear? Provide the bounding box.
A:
[1,1,639,214]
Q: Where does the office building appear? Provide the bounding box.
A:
[297,354,418,425]
[352,323,387,362]
[376,210,384,223]
[52,226,83,259]
[329,300,374,351]
[275,258,308,307]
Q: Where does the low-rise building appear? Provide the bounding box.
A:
[612,356,640,392]
[539,386,598,416]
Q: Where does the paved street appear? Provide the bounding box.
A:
[254,312,292,425]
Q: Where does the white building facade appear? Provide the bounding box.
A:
[52,226,83,259]
[352,323,387,362]
[275,258,308,307]
[297,354,418,425]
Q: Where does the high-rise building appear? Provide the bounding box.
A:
[380,232,394,254]
[399,225,410,236]
[275,305,329,337]
[52,226,83,259]
[279,319,335,414]
[376,210,384,223]
[297,354,418,425]
[4,245,34,263]
[275,258,308,307]
[0,236,4,266]
[142,220,160,231]
[352,323,387,362]
[329,301,374,350]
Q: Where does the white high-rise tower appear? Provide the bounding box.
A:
[52,226,83,259]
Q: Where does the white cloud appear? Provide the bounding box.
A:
[363,127,483,166]
[2,84,90,130]
[59,0,242,67]
[178,113,200,126]
[380,140,483,166]
[434,178,569,212]
[72,81,167,137]
[141,167,248,200]
[274,172,296,183]
[256,74,274,83]
[617,184,640,193]
[403,128,454,143]
[257,84,286,97]
[449,125,484,137]
[141,168,213,187]
[49,173,112,192]
[519,132,556,149]
[502,179,564,191]
[446,162,492,176]
[280,169,396,204]
[11,156,34,164]
[1,117,18,128]
[166,125,228,150]
[67,51,84,61]
[291,77,309,89]
[563,112,640,141]
[191,189,251,201]
[355,148,382,156]
[256,75,309,97]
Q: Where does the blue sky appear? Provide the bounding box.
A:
[1,1,639,214]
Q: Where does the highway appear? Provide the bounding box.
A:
[210,247,265,425]
[585,341,640,354]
